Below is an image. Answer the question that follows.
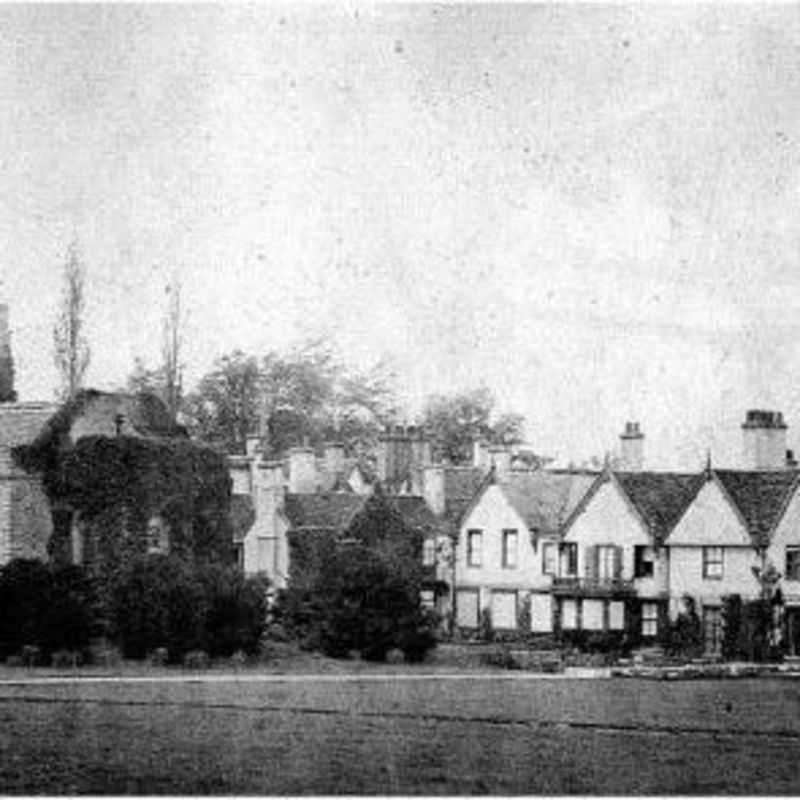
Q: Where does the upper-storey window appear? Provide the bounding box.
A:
[786,547,800,581]
[502,529,518,568]
[467,529,482,568]
[702,546,724,580]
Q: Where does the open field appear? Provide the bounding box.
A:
[1,673,799,794]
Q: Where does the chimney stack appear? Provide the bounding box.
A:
[489,444,512,478]
[619,421,644,471]
[323,441,346,482]
[742,410,788,470]
[288,446,318,493]
[473,438,490,471]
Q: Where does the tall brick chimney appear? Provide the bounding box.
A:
[619,421,644,471]
[742,410,788,471]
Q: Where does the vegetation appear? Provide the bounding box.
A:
[53,240,90,400]
[280,491,438,663]
[0,307,16,402]
[421,386,525,464]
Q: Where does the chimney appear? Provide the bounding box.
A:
[619,421,644,471]
[742,410,788,470]
[323,441,346,481]
[245,435,262,458]
[489,444,512,478]
[423,464,446,516]
[228,455,253,495]
[473,438,490,471]
[288,446,318,493]
[377,425,413,486]
[787,450,797,469]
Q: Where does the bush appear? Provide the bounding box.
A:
[183,649,210,670]
[51,649,82,668]
[149,647,169,667]
[199,565,267,657]
[722,594,743,660]
[111,554,207,662]
[481,644,520,670]
[479,607,493,643]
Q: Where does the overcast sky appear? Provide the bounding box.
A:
[1,4,800,469]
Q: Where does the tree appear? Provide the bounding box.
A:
[183,341,398,456]
[282,491,438,662]
[161,279,183,419]
[421,387,526,464]
[53,241,90,400]
[0,306,16,402]
[182,350,261,454]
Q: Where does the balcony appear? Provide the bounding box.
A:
[551,576,636,597]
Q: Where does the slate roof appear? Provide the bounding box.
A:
[615,471,705,545]
[498,469,598,535]
[713,469,800,547]
[0,403,57,448]
[283,493,365,531]
[230,494,256,544]
[443,466,487,523]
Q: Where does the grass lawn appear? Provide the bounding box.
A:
[0,674,799,794]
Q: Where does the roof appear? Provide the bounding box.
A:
[283,493,365,531]
[498,469,597,535]
[230,494,256,544]
[443,466,487,523]
[283,491,445,536]
[713,469,800,547]
[615,472,705,545]
[0,402,57,448]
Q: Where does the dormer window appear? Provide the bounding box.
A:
[146,515,170,555]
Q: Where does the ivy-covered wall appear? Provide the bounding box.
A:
[23,435,233,580]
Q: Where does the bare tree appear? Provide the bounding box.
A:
[53,241,90,400]
[161,278,183,418]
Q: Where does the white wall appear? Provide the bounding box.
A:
[456,484,548,592]
[667,478,760,613]
[767,483,800,604]
[564,479,650,581]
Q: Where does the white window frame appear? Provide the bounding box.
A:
[786,546,800,581]
[597,545,616,581]
[702,546,724,580]
[467,529,482,568]
[422,538,436,567]
[642,602,658,637]
[542,541,557,575]
[502,529,518,569]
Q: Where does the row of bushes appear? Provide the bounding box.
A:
[0,556,268,665]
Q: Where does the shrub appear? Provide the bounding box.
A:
[0,559,52,659]
[51,649,82,668]
[722,594,743,660]
[111,554,207,662]
[20,644,43,668]
[199,565,267,657]
[40,565,96,656]
[481,644,520,670]
[149,647,169,667]
[479,607,494,643]
[183,649,210,670]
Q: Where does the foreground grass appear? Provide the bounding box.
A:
[0,676,799,794]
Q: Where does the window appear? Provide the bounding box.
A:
[560,542,578,577]
[456,589,480,628]
[467,530,482,567]
[542,542,557,575]
[146,515,170,555]
[634,546,654,578]
[502,529,518,568]
[597,545,617,581]
[420,589,435,609]
[423,538,436,567]
[491,591,517,629]
[787,547,800,581]
[702,546,724,579]
[642,602,659,637]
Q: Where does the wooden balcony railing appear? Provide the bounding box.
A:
[551,576,636,596]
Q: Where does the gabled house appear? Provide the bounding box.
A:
[0,401,57,564]
[453,465,596,634]
[667,468,799,653]
[557,424,703,643]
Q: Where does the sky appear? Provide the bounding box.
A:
[1,4,800,469]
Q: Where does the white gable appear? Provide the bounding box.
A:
[767,482,800,554]
[667,478,750,546]
[565,479,648,546]
[462,483,528,533]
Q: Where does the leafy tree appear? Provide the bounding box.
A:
[182,350,261,454]
[0,306,16,402]
[183,342,397,457]
[421,387,526,464]
[53,241,90,400]
[284,490,438,662]
[0,559,52,658]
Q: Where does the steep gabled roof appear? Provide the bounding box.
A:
[615,471,705,545]
[390,495,442,532]
[443,465,487,524]
[283,493,365,532]
[498,469,598,535]
[713,469,800,548]
[0,402,57,449]
[231,494,256,544]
